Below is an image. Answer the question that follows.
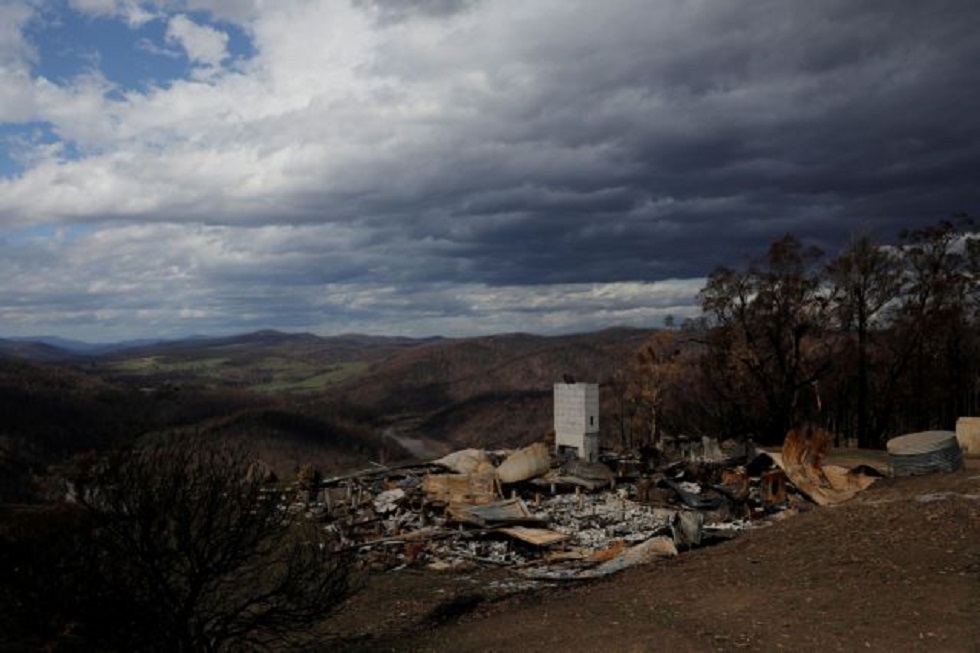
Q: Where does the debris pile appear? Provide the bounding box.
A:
[309,429,884,579]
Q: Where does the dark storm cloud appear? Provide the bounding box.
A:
[354,0,477,25]
[245,0,980,295]
[338,0,980,285]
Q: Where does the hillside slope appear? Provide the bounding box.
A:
[91,330,435,392]
[0,356,397,498]
[332,328,655,449]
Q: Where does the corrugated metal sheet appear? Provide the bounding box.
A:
[447,498,543,526]
[887,431,964,476]
[498,526,569,546]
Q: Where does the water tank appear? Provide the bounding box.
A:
[886,430,963,476]
[956,417,980,456]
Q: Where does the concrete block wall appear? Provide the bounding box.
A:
[554,382,599,462]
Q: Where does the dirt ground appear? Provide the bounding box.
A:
[320,460,980,652]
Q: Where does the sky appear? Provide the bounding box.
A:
[1,0,978,342]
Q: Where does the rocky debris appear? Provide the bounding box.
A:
[308,432,886,579]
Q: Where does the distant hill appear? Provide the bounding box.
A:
[3,336,163,355]
[176,407,401,478]
[340,327,650,402]
[82,327,659,450]
[0,356,267,461]
[0,357,156,501]
[0,339,79,363]
[83,330,441,392]
[331,327,657,449]
[0,330,437,363]
[85,326,662,448]
[2,328,660,481]
[0,355,406,499]
[114,329,435,357]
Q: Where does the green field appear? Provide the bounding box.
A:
[100,354,370,393]
[251,361,370,393]
[106,356,231,373]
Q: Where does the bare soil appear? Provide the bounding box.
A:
[320,462,980,652]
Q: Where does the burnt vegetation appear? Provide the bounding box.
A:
[1,436,352,651]
[651,216,980,448]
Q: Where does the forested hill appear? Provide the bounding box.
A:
[0,339,79,363]
[329,327,656,449]
[0,328,659,495]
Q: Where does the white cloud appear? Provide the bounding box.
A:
[165,14,230,67]
[0,70,38,123]
[136,37,181,59]
[68,0,261,25]
[67,0,119,16]
[181,0,262,24]
[0,219,702,340]
[68,0,157,26]
[0,1,38,122]
[0,1,34,63]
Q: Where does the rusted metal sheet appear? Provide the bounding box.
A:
[760,469,787,506]
[534,471,610,491]
[561,460,615,484]
[671,510,704,548]
[662,479,724,510]
[595,536,677,574]
[447,498,541,526]
[498,526,570,547]
[588,539,626,562]
[822,464,880,492]
[522,536,678,580]
[778,426,878,505]
[422,471,497,506]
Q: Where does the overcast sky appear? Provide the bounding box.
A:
[1,0,978,342]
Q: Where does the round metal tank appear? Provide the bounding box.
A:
[956,417,980,456]
[886,430,964,476]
